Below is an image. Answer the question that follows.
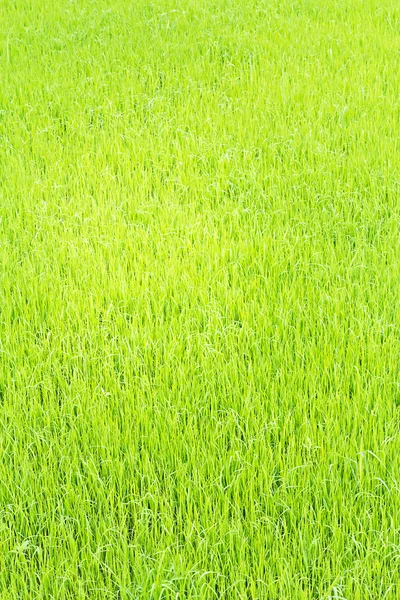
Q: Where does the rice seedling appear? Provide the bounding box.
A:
[0,0,400,597]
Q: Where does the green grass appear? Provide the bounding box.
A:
[1,0,400,597]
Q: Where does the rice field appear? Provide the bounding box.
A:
[0,0,400,598]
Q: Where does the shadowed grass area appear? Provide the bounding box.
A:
[0,0,400,597]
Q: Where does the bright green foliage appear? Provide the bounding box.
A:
[0,0,400,598]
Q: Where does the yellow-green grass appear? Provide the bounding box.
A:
[1,0,400,597]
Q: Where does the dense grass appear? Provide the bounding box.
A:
[1,0,400,597]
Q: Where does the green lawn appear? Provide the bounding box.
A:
[1,0,400,597]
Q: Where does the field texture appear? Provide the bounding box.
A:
[1,0,400,598]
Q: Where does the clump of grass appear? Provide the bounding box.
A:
[1,0,400,597]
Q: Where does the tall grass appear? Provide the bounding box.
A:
[1,0,400,597]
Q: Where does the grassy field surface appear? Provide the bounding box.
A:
[1,0,400,598]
